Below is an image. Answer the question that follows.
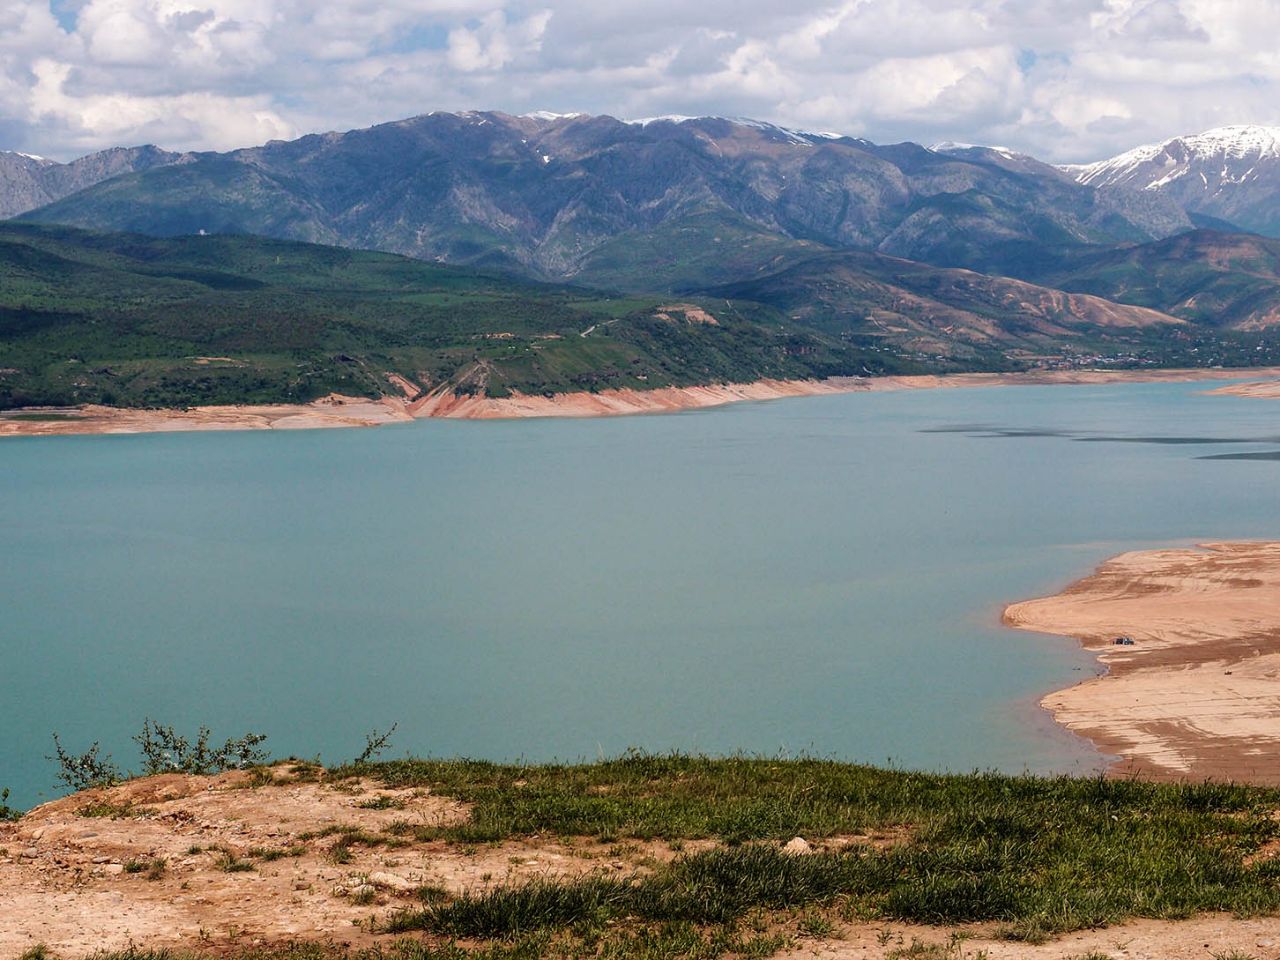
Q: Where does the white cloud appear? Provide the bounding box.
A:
[29,55,295,151]
[447,9,549,72]
[2,0,1280,161]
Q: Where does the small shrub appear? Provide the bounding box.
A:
[49,733,120,791]
[354,723,398,765]
[246,767,276,787]
[1,787,22,822]
[357,794,405,810]
[797,913,835,938]
[123,859,146,874]
[134,718,269,775]
[214,852,255,873]
[327,839,355,865]
[251,845,307,862]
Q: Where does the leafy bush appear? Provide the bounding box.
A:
[0,787,23,821]
[134,718,269,775]
[48,733,121,791]
[47,720,269,793]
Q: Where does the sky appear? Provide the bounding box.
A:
[3,0,1280,163]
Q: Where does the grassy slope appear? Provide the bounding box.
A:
[567,211,836,294]
[0,224,912,409]
[16,754,1280,960]
[352,755,1280,939]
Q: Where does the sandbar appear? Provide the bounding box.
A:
[1004,541,1280,783]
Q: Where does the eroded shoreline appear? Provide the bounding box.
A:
[1004,541,1280,784]
[7,365,1280,437]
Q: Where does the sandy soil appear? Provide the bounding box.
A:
[0,394,413,438]
[7,769,1280,960]
[1004,541,1280,783]
[7,366,1280,438]
[0,767,699,956]
[1207,378,1280,398]
[785,916,1280,960]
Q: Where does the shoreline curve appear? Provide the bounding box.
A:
[6,365,1280,438]
[1004,541,1280,785]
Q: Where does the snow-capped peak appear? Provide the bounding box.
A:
[512,111,855,146]
[627,114,699,127]
[1068,124,1280,190]
[624,115,831,146]
[1,149,52,164]
[522,111,587,122]
[930,141,1017,159]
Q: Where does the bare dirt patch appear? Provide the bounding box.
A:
[0,768,649,956]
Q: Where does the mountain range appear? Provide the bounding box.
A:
[5,114,1280,409]
[7,112,1196,286]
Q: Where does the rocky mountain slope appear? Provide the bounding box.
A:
[998,230,1280,330]
[1065,126,1280,237]
[710,249,1186,364]
[0,146,182,219]
[13,112,1190,287]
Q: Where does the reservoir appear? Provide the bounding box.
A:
[3,379,1278,808]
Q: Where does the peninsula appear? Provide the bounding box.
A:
[1005,541,1280,783]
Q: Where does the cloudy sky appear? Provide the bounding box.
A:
[3,0,1280,163]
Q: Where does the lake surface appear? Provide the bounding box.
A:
[3,380,1279,808]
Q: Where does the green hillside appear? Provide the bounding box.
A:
[0,223,912,409]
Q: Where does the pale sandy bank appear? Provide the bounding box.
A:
[1206,378,1280,399]
[1004,541,1280,784]
[7,365,1280,437]
[0,394,414,437]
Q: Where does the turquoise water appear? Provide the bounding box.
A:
[3,380,1278,808]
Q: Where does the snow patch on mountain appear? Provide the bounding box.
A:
[1068,125,1280,190]
[522,111,587,122]
[2,150,53,164]
[930,141,1017,159]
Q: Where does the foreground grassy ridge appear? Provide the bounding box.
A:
[337,755,1280,938]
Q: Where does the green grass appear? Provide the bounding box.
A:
[15,755,1280,960]
[214,851,255,873]
[335,754,1280,939]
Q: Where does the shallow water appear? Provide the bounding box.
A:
[3,380,1278,807]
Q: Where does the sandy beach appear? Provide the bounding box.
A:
[1004,541,1280,784]
[6,365,1280,437]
